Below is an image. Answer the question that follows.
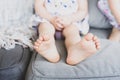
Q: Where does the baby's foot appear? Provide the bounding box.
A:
[34,35,60,63]
[66,33,100,65]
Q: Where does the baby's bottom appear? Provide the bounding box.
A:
[34,22,100,65]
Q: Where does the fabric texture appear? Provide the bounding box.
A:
[26,33,120,80]
[98,0,120,29]
[45,0,78,15]
[0,45,32,80]
[88,0,112,29]
[0,0,36,50]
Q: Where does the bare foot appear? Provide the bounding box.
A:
[34,35,60,63]
[66,33,100,65]
[109,28,120,42]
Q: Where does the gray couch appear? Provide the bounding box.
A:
[0,45,32,80]
[25,0,120,80]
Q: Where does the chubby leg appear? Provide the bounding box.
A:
[34,22,60,63]
[63,24,100,65]
[109,27,120,42]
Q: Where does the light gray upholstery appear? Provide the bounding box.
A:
[88,0,112,29]
[25,0,120,80]
[0,45,32,80]
[26,28,120,80]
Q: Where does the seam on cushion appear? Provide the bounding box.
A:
[34,75,120,79]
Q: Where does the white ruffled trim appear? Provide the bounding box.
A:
[0,0,36,50]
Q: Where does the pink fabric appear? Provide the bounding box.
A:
[98,0,120,29]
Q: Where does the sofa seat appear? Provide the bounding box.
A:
[25,28,120,80]
[0,45,32,80]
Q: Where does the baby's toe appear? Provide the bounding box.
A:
[84,33,94,41]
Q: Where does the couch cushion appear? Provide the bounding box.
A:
[0,45,32,80]
[88,0,112,29]
[89,28,111,39]
[26,39,120,80]
[25,28,120,80]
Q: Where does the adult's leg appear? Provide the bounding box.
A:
[34,22,60,63]
[62,24,100,65]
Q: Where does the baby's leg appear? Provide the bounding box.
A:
[63,24,100,65]
[34,22,60,63]
[109,27,120,42]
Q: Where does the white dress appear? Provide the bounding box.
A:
[32,0,89,35]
